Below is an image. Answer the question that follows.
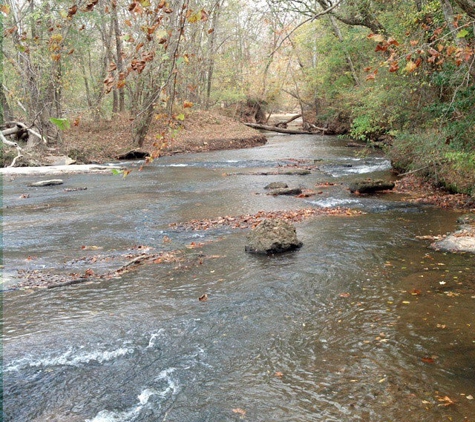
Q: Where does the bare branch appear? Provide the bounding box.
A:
[268,0,342,57]
[1,130,23,167]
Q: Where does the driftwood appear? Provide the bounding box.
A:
[349,180,395,194]
[2,121,47,145]
[244,122,328,135]
[0,130,23,167]
[274,114,302,127]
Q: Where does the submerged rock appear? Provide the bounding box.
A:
[278,168,311,176]
[264,182,288,190]
[245,218,303,254]
[29,179,64,187]
[267,187,302,196]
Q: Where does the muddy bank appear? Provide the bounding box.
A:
[2,111,267,167]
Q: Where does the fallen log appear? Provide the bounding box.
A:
[3,120,47,144]
[244,122,327,135]
[349,179,395,194]
[274,114,302,127]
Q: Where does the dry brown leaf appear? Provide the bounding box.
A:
[232,408,246,416]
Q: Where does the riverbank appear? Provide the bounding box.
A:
[61,110,267,164]
[1,110,267,167]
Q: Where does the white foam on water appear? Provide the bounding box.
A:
[156,368,178,398]
[5,347,133,372]
[344,162,392,174]
[85,369,178,422]
[311,198,362,208]
[168,163,188,167]
[146,330,165,349]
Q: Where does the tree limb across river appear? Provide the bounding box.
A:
[243,122,328,135]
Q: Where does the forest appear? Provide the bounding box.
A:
[1,0,475,195]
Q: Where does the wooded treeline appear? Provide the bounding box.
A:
[1,0,474,193]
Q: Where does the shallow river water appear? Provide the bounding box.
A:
[2,134,475,421]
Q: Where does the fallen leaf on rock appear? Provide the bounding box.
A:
[275,371,284,378]
[199,294,208,302]
[421,357,435,364]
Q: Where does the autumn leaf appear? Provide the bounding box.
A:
[405,61,417,73]
[67,5,78,18]
[232,408,246,416]
[437,396,455,407]
[1,4,11,15]
[199,294,208,302]
[366,72,377,81]
[85,269,95,277]
[421,356,435,364]
[389,62,399,72]
[368,33,385,43]
[387,37,399,46]
[183,101,193,108]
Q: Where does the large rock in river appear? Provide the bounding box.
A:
[431,214,475,254]
[245,219,303,254]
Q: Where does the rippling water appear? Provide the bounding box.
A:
[2,135,474,421]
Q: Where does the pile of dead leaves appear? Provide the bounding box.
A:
[169,207,363,231]
[13,247,211,290]
[395,175,474,210]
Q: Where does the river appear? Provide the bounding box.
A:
[2,134,474,421]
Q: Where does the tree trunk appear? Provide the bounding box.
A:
[111,0,125,112]
[206,1,222,109]
[453,0,475,18]
[244,122,328,134]
[0,86,13,123]
[132,104,155,147]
